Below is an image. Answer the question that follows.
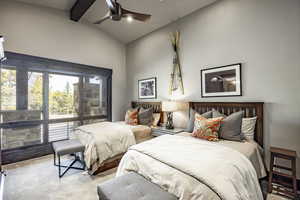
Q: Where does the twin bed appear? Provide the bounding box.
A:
[76,101,266,200]
[74,102,162,174]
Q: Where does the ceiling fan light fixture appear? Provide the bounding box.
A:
[126,15,133,23]
[94,0,151,25]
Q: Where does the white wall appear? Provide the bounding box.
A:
[127,0,300,177]
[0,0,127,121]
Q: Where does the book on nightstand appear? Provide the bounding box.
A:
[151,126,184,137]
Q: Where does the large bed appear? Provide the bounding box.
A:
[116,102,266,200]
[74,102,162,174]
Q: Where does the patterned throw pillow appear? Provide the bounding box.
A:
[192,113,223,141]
[125,109,139,125]
[185,110,213,133]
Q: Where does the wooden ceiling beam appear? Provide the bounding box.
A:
[70,0,96,22]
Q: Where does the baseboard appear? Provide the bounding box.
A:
[2,143,53,164]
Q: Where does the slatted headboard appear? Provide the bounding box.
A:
[131,101,163,124]
[189,102,264,147]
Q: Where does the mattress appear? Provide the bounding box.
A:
[178,132,267,178]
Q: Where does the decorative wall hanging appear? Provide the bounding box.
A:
[169,31,184,95]
[201,63,242,97]
[138,77,157,99]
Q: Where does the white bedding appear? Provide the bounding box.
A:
[178,132,267,178]
[117,135,264,200]
[74,122,136,172]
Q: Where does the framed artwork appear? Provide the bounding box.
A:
[138,77,157,99]
[201,63,242,97]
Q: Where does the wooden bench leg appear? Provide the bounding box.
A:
[268,153,274,193]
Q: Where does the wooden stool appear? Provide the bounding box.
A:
[269,146,298,199]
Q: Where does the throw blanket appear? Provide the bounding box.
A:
[117,135,263,200]
[75,122,136,171]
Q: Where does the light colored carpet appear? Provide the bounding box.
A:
[3,155,116,200]
[3,155,295,200]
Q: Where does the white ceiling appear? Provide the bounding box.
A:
[15,0,218,44]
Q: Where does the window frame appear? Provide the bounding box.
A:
[0,52,112,164]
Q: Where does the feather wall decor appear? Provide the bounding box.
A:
[169,31,184,95]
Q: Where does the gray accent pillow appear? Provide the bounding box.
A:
[213,110,244,141]
[138,107,153,126]
[185,110,212,133]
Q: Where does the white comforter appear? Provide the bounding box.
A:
[117,135,263,200]
[74,122,136,170]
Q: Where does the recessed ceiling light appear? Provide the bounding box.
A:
[127,16,133,23]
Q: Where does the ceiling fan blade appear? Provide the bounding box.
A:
[105,0,117,12]
[94,12,111,24]
[122,8,151,22]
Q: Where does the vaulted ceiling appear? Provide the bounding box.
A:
[15,0,218,44]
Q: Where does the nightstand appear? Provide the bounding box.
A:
[151,126,184,137]
[268,146,298,199]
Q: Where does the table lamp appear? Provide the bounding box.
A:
[0,36,5,61]
[162,101,188,129]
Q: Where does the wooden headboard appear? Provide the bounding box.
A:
[131,101,163,123]
[189,102,264,147]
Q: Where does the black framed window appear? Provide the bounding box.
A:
[0,52,112,163]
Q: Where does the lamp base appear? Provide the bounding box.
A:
[165,112,174,130]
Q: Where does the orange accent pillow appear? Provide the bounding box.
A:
[192,113,223,141]
[125,109,139,125]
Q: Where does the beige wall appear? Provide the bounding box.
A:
[126,0,300,177]
[0,0,127,121]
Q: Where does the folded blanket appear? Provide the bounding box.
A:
[117,135,263,200]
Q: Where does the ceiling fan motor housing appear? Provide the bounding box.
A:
[110,2,122,21]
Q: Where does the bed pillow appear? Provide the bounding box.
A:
[152,113,161,127]
[192,113,223,141]
[125,108,139,125]
[185,110,212,133]
[138,107,153,126]
[242,117,257,140]
[213,110,244,141]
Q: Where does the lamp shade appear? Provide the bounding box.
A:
[162,101,188,112]
[0,36,4,60]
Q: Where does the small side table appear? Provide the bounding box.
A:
[151,126,183,137]
[268,146,298,199]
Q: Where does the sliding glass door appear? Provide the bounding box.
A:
[0,52,112,164]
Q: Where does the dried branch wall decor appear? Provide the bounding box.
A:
[169,31,184,95]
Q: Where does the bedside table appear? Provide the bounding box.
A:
[151,127,184,137]
[268,146,298,199]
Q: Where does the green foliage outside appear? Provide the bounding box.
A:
[49,87,75,116]
[0,69,16,110]
[1,70,75,117]
[28,73,43,110]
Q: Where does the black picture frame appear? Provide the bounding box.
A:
[201,63,242,98]
[138,77,157,99]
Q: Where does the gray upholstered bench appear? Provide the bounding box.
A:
[52,139,85,178]
[97,172,178,200]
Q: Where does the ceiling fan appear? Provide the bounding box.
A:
[94,0,151,24]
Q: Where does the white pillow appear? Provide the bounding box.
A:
[242,117,257,140]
